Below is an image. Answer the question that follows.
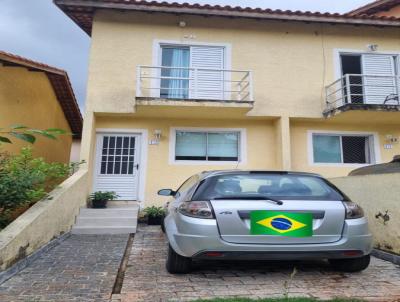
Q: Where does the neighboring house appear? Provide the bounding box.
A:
[0,51,82,163]
[55,0,400,205]
[348,0,400,17]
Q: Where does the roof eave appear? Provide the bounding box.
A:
[54,0,400,37]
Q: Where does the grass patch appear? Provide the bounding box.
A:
[192,298,363,302]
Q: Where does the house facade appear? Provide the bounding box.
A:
[0,51,82,163]
[56,0,400,206]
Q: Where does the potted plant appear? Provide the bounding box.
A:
[143,206,166,225]
[89,191,119,209]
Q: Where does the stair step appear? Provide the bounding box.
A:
[71,226,137,235]
[79,208,138,217]
[76,217,137,227]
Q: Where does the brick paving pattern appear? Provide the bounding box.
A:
[0,234,128,302]
[119,225,400,302]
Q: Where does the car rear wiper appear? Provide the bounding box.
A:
[212,195,283,205]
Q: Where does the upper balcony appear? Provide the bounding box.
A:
[325,74,400,117]
[135,66,254,108]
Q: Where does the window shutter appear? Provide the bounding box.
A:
[362,54,396,104]
[190,46,225,100]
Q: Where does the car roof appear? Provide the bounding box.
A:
[198,170,323,180]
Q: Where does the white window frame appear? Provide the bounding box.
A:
[152,39,232,98]
[333,48,400,80]
[307,130,381,167]
[169,127,247,165]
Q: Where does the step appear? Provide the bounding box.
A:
[107,201,140,208]
[75,217,137,227]
[71,226,137,235]
[79,208,138,217]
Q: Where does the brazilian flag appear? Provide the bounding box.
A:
[250,211,313,237]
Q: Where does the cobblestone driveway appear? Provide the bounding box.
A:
[0,234,128,302]
[118,225,400,302]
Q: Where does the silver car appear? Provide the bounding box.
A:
[158,171,372,274]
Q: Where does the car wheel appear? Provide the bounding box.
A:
[166,244,192,274]
[329,254,370,272]
[161,216,165,233]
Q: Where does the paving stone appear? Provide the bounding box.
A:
[0,234,128,302]
[120,224,400,302]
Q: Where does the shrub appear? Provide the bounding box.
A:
[0,147,72,228]
[143,206,165,218]
[89,191,119,202]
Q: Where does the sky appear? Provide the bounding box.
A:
[0,0,373,112]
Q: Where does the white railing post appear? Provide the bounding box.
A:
[325,86,329,109]
[193,68,198,99]
[345,74,351,104]
[248,71,254,102]
[136,66,142,97]
[396,75,400,103]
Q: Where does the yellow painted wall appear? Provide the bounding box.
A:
[291,120,400,178]
[0,66,72,163]
[331,173,400,255]
[79,10,400,199]
[86,10,400,118]
[94,116,277,205]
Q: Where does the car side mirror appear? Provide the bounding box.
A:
[158,189,176,196]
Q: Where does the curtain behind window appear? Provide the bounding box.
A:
[161,47,190,99]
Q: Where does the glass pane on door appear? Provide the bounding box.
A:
[100,136,136,175]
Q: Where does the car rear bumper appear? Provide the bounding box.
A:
[165,214,373,259]
[193,250,366,260]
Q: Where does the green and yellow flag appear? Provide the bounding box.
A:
[250,211,313,237]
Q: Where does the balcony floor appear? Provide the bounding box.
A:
[323,104,400,125]
[324,103,400,118]
[135,97,254,108]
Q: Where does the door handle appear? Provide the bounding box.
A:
[134,164,139,170]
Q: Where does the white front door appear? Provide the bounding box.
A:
[94,133,141,200]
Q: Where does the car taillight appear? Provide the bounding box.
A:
[343,201,364,219]
[178,201,215,219]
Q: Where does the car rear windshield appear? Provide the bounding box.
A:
[192,173,345,201]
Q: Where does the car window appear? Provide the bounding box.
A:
[192,173,344,201]
[176,175,199,197]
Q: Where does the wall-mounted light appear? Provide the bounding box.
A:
[367,44,378,52]
[178,21,187,27]
[154,129,162,142]
[386,134,399,144]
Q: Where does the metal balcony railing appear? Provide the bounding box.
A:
[136,65,254,102]
[325,74,400,112]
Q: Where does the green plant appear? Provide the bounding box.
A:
[283,267,297,299]
[89,191,119,202]
[0,147,71,228]
[143,206,165,218]
[0,125,67,145]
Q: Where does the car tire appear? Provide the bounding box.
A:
[329,254,370,272]
[166,244,192,274]
[161,216,165,233]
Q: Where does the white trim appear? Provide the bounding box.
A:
[307,130,381,167]
[94,128,148,203]
[169,127,247,166]
[152,39,232,99]
[333,48,400,80]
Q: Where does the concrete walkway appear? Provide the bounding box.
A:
[0,234,128,302]
[119,225,400,302]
